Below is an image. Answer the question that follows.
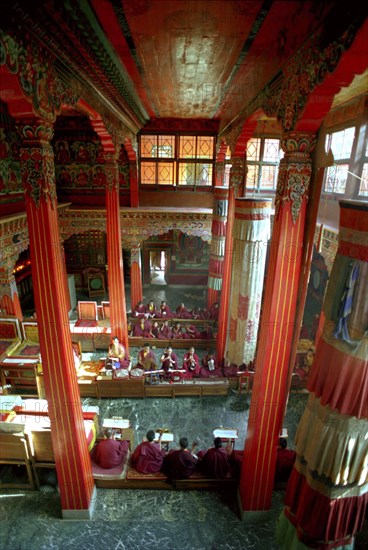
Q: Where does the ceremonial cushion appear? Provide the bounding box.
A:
[91,450,130,480]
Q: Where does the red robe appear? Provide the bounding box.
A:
[199,447,230,479]
[131,441,165,474]
[275,448,296,483]
[183,352,200,377]
[132,303,146,318]
[137,349,157,371]
[158,324,173,339]
[157,305,174,318]
[160,351,179,373]
[175,305,192,319]
[161,449,198,480]
[201,355,223,377]
[93,439,129,469]
[183,325,200,339]
[133,320,151,338]
[145,303,158,318]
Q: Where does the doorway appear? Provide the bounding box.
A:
[149,250,167,285]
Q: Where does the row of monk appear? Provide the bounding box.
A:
[108,340,229,378]
[92,430,296,485]
[130,300,219,321]
[127,318,215,340]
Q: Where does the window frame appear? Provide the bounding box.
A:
[139,132,216,189]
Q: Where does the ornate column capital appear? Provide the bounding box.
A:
[229,155,245,196]
[275,131,316,224]
[17,118,56,208]
[103,156,119,192]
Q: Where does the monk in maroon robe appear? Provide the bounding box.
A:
[145,300,158,318]
[198,437,232,478]
[107,336,131,369]
[157,300,174,318]
[183,346,200,378]
[133,318,151,338]
[161,437,198,480]
[132,301,146,318]
[175,303,192,319]
[183,324,200,339]
[131,430,166,474]
[209,302,219,321]
[275,438,296,484]
[201,352,223,377]
[172,321,184,339]
[136,343,158,371]
[158,320,172,339]
[160,346,179,375]
[93,429,129,469]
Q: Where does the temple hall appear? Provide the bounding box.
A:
[0,2,367,549]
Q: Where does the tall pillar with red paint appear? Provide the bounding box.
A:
[239,131,316,515]
[129,159,139,208]
[18,120,95,518]
[225,198,271,367]
[216,187,235,364]
[207,186,229,309]
[130,245,143,311]
[276,200,368,548]
[104,153,129,351]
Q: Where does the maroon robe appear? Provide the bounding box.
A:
[209,304,219,320]
[183,325,200,339]
[133,320,151,338]
[145,303,158,318]
[172,325,184,339]
[137,349,157,371]
[175,305,192,319]
[183,352,200,377]
[131,441,165,474]
[160,351,179,374]
[158,323,173,339]
[161,449,198,480]
[132,303,146,318]
[201,354,223,377]
[93,438,129,469]
[157,305,174,318]
[199,447,230,479]
[275,448,296,483]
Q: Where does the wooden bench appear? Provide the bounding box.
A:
[0,430,36,490]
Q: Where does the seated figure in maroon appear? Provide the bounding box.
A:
[133,318,151,338]
[201,351,223,377]
[275,438,296,484]
[150,320,160,338]
[160,346,179,376]
[175,303,193,319]
[93,428,129,469]
[183,324,200,339]
[200,323,214,340]
[161,437,198,481]
[132,300,146,318]
[209,302,220,321]
[158,320,172,339]
[198,437,233,479]
[145,300,158,318]
[131,430,166,474]
[172,321,184,339]
[136,343,158,371]
[156,300,174,319]
[183,346,200,378]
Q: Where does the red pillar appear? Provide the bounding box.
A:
[104,153,129,351]
[207,186,229,309]
[216,187,235,364]
[19,120,95,518]
[60,244,71,314]
[239,131,317,514]
[130,246,143,309]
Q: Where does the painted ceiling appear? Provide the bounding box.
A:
[1,1,367,137]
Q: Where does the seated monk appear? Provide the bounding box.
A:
[156,300,174,319]
[275,438,296,484]
[183,346,201,378]
[93,428,129,469]
[172,321,184,339]
[145,300,158,318]
[137,342,158,371]
[160,346,179,376]
[107,336,131,369]
[158,320,172,339]
[201,351,223,377]
[175,303,192,319]
[133,318,152,338]
[191,306,202,319]
[131,429,166,474]
[209,302,219,321]
[200,323,214,340]
[198,437,233,479]
[132,300,146,318]
[161,437,198,481]
[150,320,160,338]
[183,324,200,339]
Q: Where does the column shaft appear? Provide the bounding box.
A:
[130,246,143,309]
[239,132,316,512]
[105,157,129,350]
[207,186,229,309]
[19,121,94,515]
